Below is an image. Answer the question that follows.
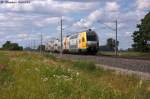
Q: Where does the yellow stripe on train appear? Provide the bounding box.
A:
[79,32,87,49]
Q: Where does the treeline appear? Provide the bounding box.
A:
[1,41,23,51]
[132,12,150,52]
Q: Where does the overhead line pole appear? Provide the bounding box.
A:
[97,20,118,56]
[33,40,36,50]
[40,33,43,54]
[60,17,63,56]
[115,20,118,56]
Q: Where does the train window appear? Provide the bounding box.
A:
[87,35,97,41]
[70,34,78,39]
[82,37,85,42]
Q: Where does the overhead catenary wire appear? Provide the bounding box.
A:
[97,19,118,56]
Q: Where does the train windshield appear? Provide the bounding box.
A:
[86,33,97,41]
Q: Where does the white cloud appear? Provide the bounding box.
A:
[34,17,60,27]
[105,2,119,12]
[105,32,115,38]
[73,10,102,30]
[125,32,132,37]
[34,16,74,28]
[17,33,28,38]
[0,0,97,14]
[136,0,150,10]
[0,32,5,35]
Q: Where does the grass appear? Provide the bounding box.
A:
[0,51,150,99]
[98,51,150,60]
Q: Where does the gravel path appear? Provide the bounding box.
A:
[55,54,150,74]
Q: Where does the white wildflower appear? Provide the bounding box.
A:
[76,72,79,76]
[35,67,39,72]
[138,80,143,88]
[53,75,56,77]
[43,77,48,82]
[67,68,71,72]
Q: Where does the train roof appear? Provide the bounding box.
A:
[65,29,96,37]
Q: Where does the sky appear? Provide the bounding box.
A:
[0,0,150,49]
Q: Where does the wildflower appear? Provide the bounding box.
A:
[138,80,143,88]
[35,67,39,72]
[43,77,48,82]
[53,75,56,77]
[76,72,79,76]
[67,68,71,72]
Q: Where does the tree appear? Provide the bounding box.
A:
[2,41,23,51]
[132,12,150,52]
[2,41,11,49]
[106,38,119,51]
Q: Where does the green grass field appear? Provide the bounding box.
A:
[0,51,150,99]
[98,51,150,60]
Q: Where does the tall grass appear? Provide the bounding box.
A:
[73,61,96,71]
[0,51,149,99]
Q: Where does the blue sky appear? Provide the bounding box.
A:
[0,0,150,49]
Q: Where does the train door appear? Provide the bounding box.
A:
[79,32,87,49]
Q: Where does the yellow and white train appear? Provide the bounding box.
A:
[45,29,99,54]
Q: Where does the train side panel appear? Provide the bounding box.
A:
[68,34,78,53]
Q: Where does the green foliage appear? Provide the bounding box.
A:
[132,12,150,52]
[2,41,23,51]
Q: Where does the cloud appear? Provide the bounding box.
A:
[34,16,74,28]
[17,33,28,38]
[72,9,102,30]
[0,32,5,35]
[105,2,119,12]
[0,0,97,14]
[34,17,60,27]
[136,0,150,10]
[125,32,132,37]
[55,0,115,2]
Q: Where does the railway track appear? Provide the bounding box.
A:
[54,54,150,74]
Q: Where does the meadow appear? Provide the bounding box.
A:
[0,51,150,99]
[98,51,150,60]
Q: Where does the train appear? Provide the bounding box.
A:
[45,29,99,54]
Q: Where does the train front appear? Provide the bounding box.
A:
[86,29,99,54]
